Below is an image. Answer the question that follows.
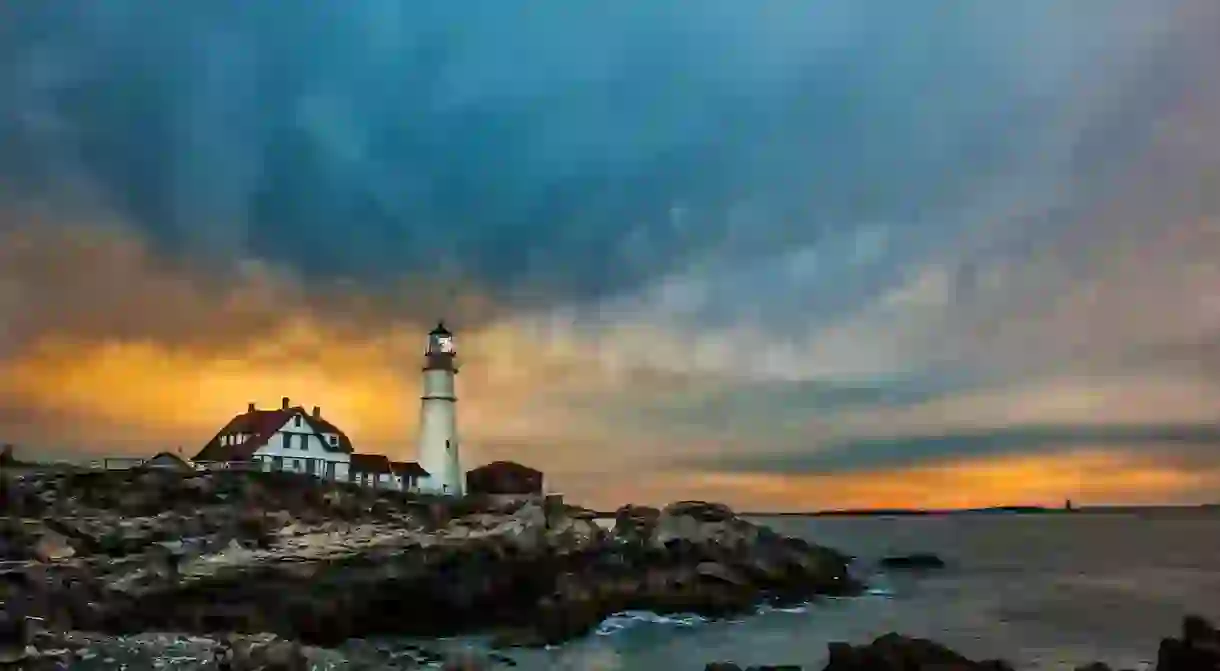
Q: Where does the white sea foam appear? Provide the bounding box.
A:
[595,611,709,636]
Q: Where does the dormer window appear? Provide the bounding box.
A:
[221,435,229,446]
[294,416,302,427]
[329,435,338,446]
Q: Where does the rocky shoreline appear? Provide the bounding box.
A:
[2,466,857,667]
[2,466,1217,671]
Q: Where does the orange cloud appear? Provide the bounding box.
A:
[0,310,639,460]
[5,219,1220,512]
[0,220,698,472]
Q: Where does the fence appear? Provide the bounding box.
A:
[91,457,146,470]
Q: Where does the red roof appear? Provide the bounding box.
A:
[465,460,543,495]
[350,453,393,474]
[391,461,429,478]
[193,406,354,462]
[469,461,542,476]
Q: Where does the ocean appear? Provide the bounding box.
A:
[501,509,1220,670]
[65,509,1220,670]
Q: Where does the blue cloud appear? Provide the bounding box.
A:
[693,423,1220,475]
[1,1,1188,319]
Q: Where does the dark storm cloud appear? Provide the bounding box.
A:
[0,2,1160,315]
[697,423,1220,475]
[621,372,983,435]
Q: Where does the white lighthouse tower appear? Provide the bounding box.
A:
[417,321,463,496]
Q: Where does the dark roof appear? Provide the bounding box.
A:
[430,321,452,336]
[350,453,393,474]
[194,406,354,462]
[140,451,193,471]
[391,461,429,477]
[468,461,542,477]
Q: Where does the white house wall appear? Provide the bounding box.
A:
[248,416,351,480]
[352,472,396,489]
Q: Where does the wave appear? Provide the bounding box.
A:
[592,598,838,638]
[595,611,710,636]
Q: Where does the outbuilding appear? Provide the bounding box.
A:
[349,453,394,489]
[465,461,543,496]
[391,461,429,493]
[139,451,195,473]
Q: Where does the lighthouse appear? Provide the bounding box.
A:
[417,321,463,495]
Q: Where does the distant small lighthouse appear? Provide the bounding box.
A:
[417,321,463,496]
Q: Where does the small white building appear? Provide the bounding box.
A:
[392,460,429,492]
[346,455,431,491]
[194,398,354,480]
[348,453,394,489]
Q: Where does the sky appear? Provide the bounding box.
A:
[2,2,1220,511]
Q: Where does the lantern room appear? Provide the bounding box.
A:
[423,321,457,372]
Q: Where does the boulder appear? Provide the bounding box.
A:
[613,504,660,543]
[31,531,75,562]
[663,501,737,522]
[1156,614,1220,671]
[824,633,1014,671]
[0,612,31,665]
[229,637,308,671]
[878,553,946,570]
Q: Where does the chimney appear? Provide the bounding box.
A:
[281,396,290,410]
[312,405,321,419]
[247,402,256,413]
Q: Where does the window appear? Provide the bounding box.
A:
[272,456,283,471]
[294,416,301,427]
[329,435,338,446]
[293,459,302,470]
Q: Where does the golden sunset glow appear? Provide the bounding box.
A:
[664,451,1220,512]
[3,219,1220,509]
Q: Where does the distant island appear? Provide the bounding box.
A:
[760,506,1059,516]
[588,506,1060,518]
[587,503,1220,518]
[740,503,1220,517]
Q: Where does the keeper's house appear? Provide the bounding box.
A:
[193,397,355,480]
[192,398,429,491]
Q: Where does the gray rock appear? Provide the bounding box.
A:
[31,531,75,562]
